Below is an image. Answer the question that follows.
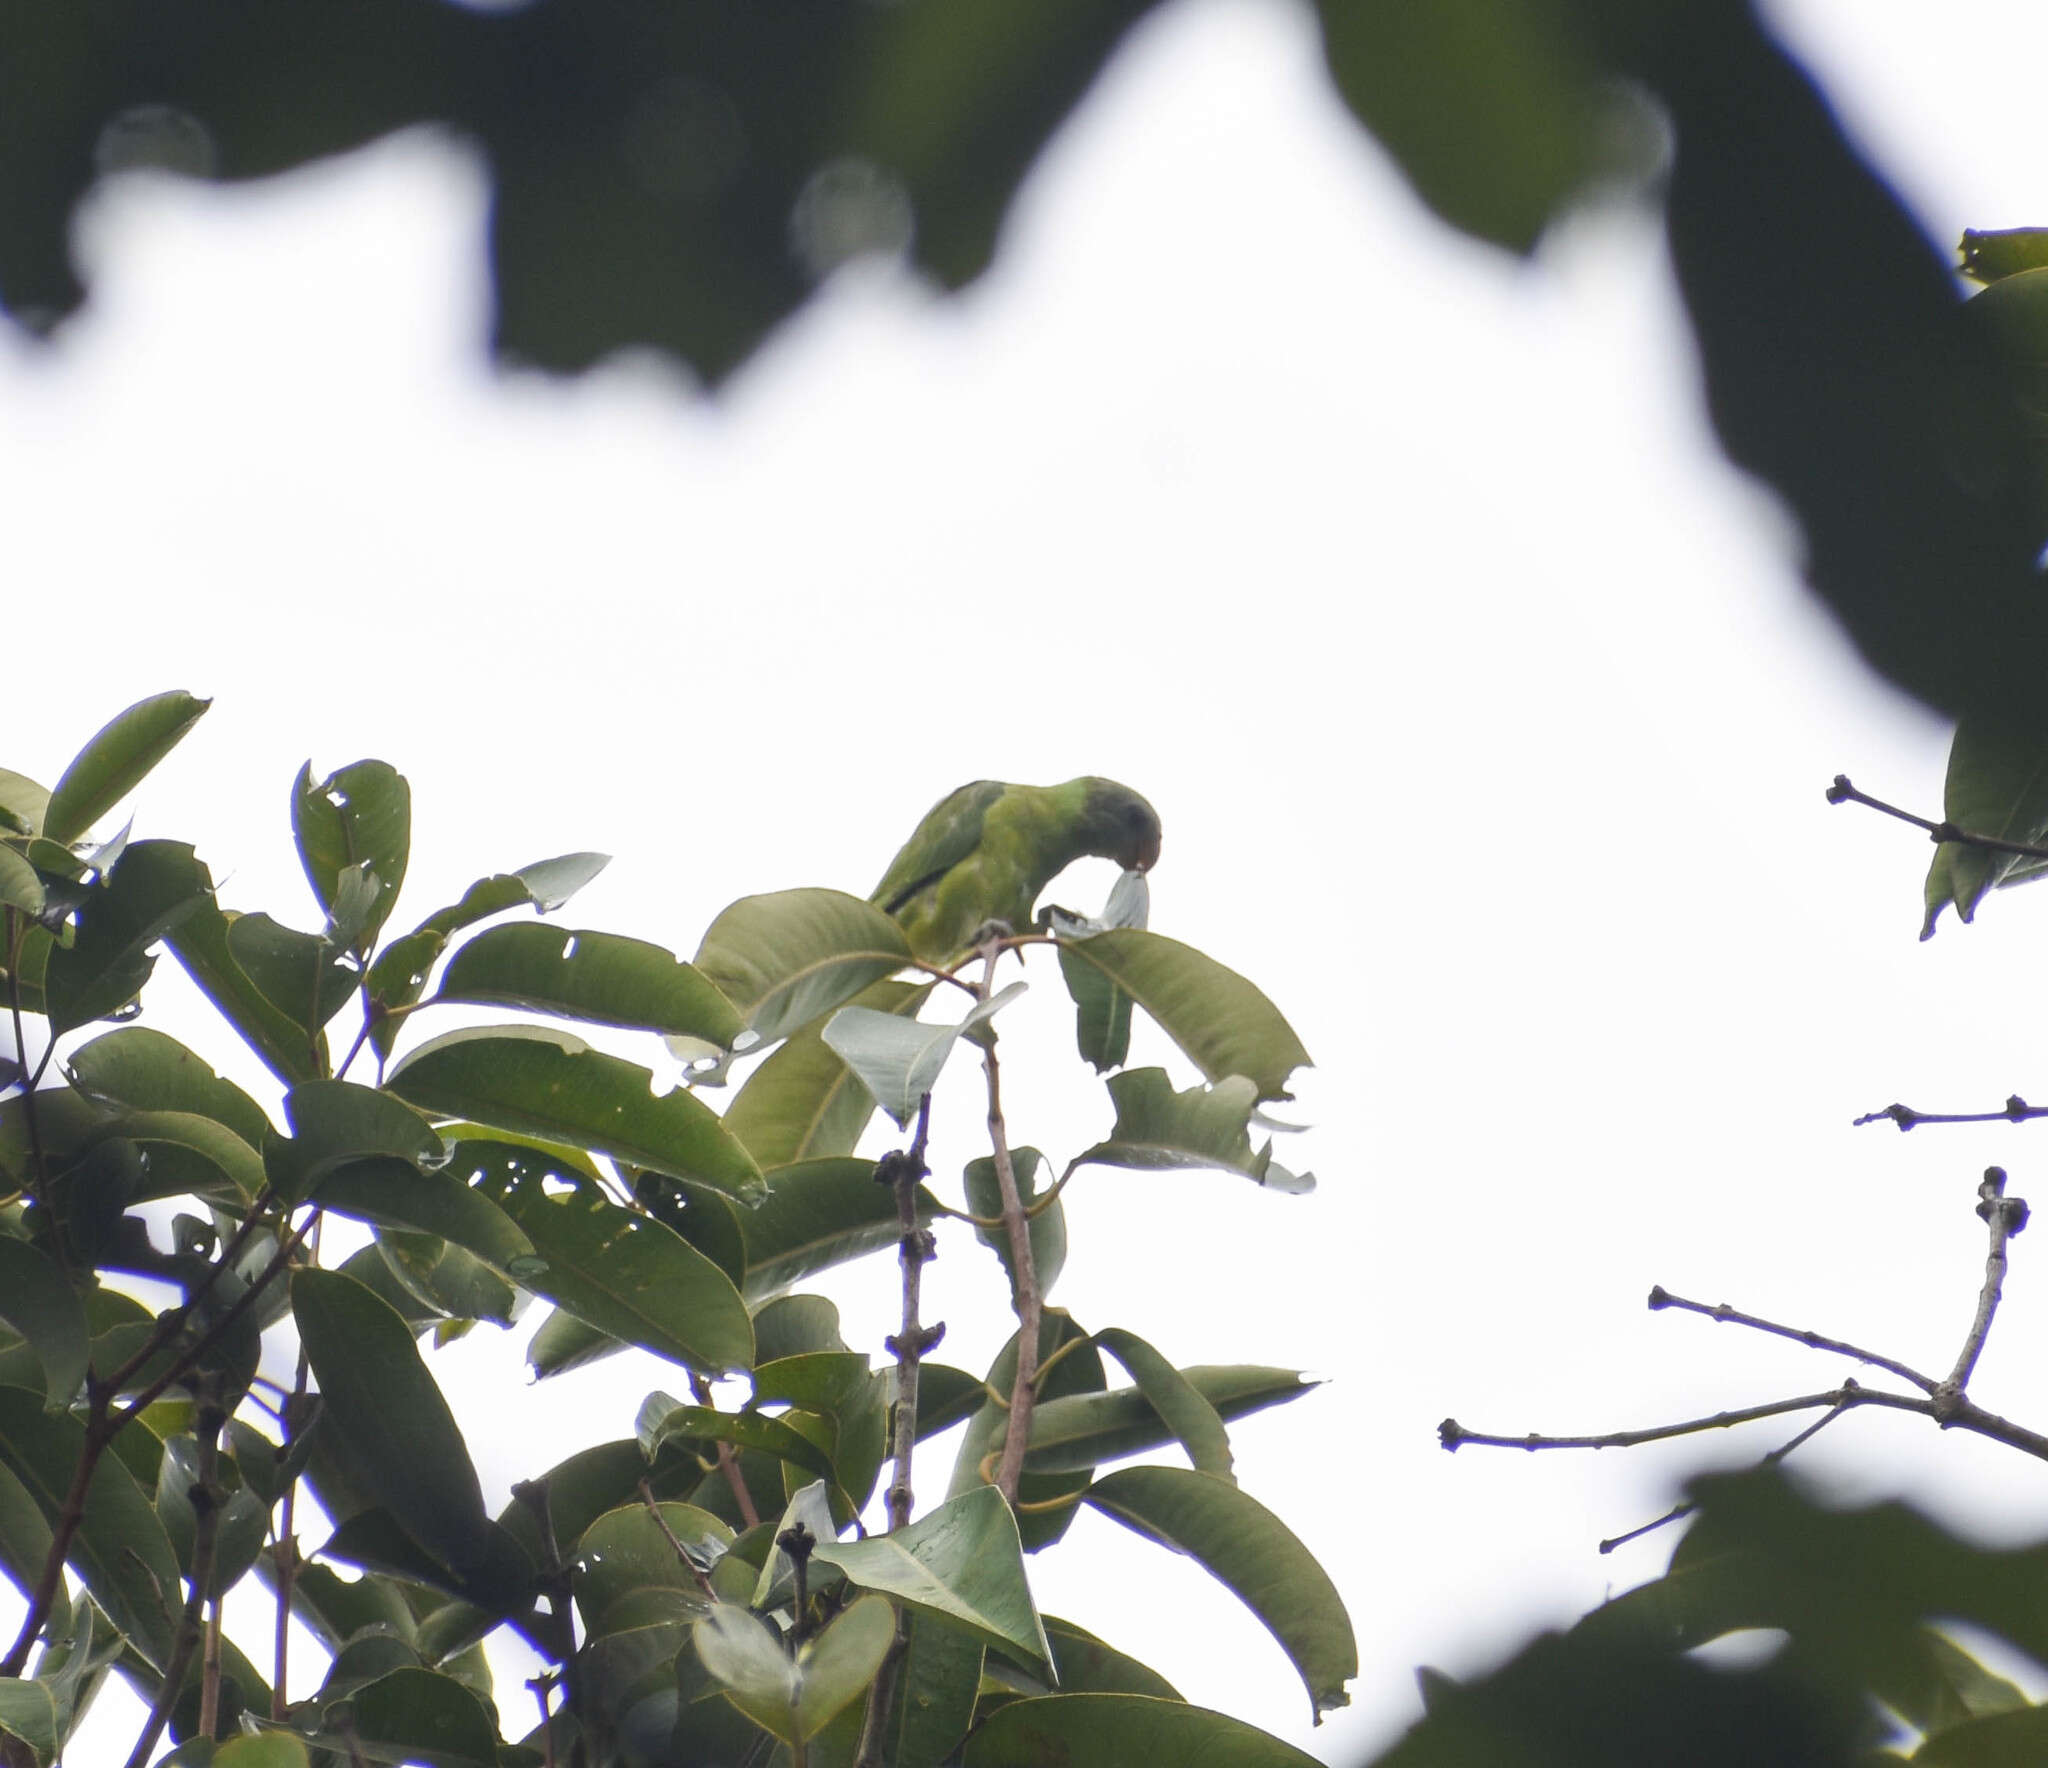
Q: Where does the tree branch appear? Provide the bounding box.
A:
[1828,774,2048,861]
[976,941,1042,1504]
[1854,1095,2048,1132]
[1936,1166,2028,1410]
[1646,1285,1939,1393]
[1596,1398,1858,1554]
[856,1095,938,1768]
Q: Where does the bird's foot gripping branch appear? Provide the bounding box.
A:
[0,694,1351,1767]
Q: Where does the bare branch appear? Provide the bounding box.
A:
[1828,774,2048,862]
[1647,1286,1939,1393]
[977,936,1043,1504]
[1854,1096,2048,1132]
[1936,1166,2029,1408]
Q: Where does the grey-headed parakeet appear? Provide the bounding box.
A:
[872,777,1161,961]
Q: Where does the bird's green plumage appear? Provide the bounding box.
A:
[872,777,1161,961]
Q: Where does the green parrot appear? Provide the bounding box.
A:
[871,777,1162,962]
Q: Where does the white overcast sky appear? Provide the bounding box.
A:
[11,0,2048,1761]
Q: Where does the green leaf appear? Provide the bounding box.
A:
[638,1398,845,1500]
[0,774,51,841]
[1057,939,1133,1073]
[319,1151,536,1277]
[1024,1366,1318,1473]
[737,1158,936,1303]
[822,981,1024,1127]
[963,1146,1066,1303]
[0,1460,60,1639]
[290,1269,532,1606]
[1084,1467,1353,1718]
[341,1666,502,1768]
[722,979,933,1167]
[0,847,44,917]
[1078,1068,1311,1192]
[65,1027,271,1148]
[43,841,211,1033]
[525,1308,620,1381]
[165,898,326,1086]
[77,1106,265,1204]
[387,1026,764,1206]
[814,1484,1050,1673]
[1049,871,1148,1072]
[362,852,609,1065]
[437,924,745,1049]
[1049,931,1309,1101]
[376,1230,522,1327]
[1921,716,2048,935]
[42,692,210,847]
[570,1500,731,1635]
[962,1694,1321,1767]
[474,1156,754,1377]
[0,1676,58,1764]
[291,759,410,950]
[694,1592,895,1744]
[267,1081,446,1206]
[693,889,913,1046]
[1087,1329,1231,1481]
[1044,1617,1182,1700]
[1961,227,2048,284]
[224,913,360,1035]
[0,1386,180,1668]
[890,1614,982,1768]
[0,1242,87,1410]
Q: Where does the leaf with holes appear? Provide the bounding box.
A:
[476,1162,753,1376]
[438,923,743,1048]
[387,1026,764,1206]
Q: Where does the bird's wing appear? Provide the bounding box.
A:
[871,780,1006,914]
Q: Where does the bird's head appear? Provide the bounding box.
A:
[1078,778,1163,874]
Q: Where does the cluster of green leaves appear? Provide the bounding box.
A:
[0,693,1351,1766]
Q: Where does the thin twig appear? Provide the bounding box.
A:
[1647,1286,1939,1393]
[1828,774,2048,861]
[636,1479,720,1601]
[977,939,1043,1504]
[688,1372,759,1529]
[1440,1389,1865,1453]
[1854,1095,2048,1131]
[1442,1380,2048,1464]
[1597,1396,1858,1555]
[1937,1166,2029,1409]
